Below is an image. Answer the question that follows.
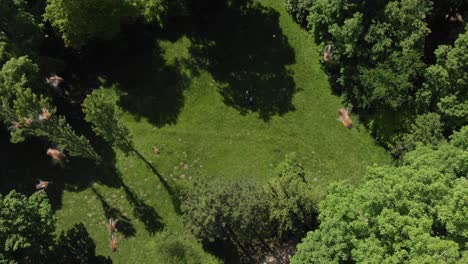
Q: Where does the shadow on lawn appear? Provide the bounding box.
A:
[120,180,164,234]
[189,3,297,121]
[130,147,183,214]
[55,223,112,263]
[42,22,193,128]
[0,128,173,235]
[92,187,137,238]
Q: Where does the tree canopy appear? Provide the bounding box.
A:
[291,129,468,263]
[82,86,134,154]
[0,191,55,264]
[0,0,42,60]
[0,56,100,162]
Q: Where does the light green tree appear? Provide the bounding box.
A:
[0,191,55,264]
[82,86,134,154]
[44,0,133,48]
[43,0,168,48]
[291,134,467,263]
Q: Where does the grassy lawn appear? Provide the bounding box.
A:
[1,0,390,263]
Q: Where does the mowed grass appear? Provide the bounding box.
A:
[51,0,391,262]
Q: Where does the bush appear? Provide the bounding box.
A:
[155,232,205,264]
[182,153,318,263]
[392,113,445,156]
[284,0,314,25]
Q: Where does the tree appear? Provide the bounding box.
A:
[154,231,205,264]
[0,57,100,162]
[181,178,269,262]
[291,134,467,263]
[0,56,42,98]
[182,153,318,263]
[305,0,433,111]
[450,126,468,150]
[275,152,305,179]
[43,0,133,48]
[82,86,134,154]
[394,112,445,155]
[0,191,55,264]
[0,0,42,58]
[284,0,314,25]
[421,29,468,131]
[43,0,168,48]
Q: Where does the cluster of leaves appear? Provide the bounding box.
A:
[0,56,100,161]
[291,127,468,263]
[43,0,255,48]
[284,0,314,25]
[43,0,137,48]
[0,0,100,162]
[286,0,466,156]
[181,153,318,263]
[420,29,468,131]
[82,86,134,154]
[306,0,432,110]
[0,191,55,264]
[0,0,43,63]
[1,192,110,264]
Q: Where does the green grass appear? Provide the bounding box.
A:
[4,0,391,263]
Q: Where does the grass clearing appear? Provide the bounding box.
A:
[1,0,390,262]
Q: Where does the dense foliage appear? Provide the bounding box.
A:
[181,153,318,263]
[291,127,468,263]
[82,86,134,154]
[284,0,313,25]
[421,29,468,131]
[0,56,100,161]
[0,0,43,61]
[285,0,467,156]
[0,191,55,264]
[44,0,167,48]
[306,0,432,110]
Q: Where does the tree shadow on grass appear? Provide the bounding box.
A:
[55,223,112,264]
[130,147,183,215]
[120,181,164,234]
[0,131,56,195]
[45,23,194,128]
[91,187,136,238]
[189,3,297,121]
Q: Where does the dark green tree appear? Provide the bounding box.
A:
[0,191,55,264]
[43,0,168,48]
[284,0,314,25]
[181,178,269,262]
[393,112,445,155]
[421,29,468,130]
[182,153,318,262]
[0,0,42,59]
[306,0,432,111]
[0,57,100,162]
[43,0,133,48]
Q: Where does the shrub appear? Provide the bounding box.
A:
[284,0,314,25]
